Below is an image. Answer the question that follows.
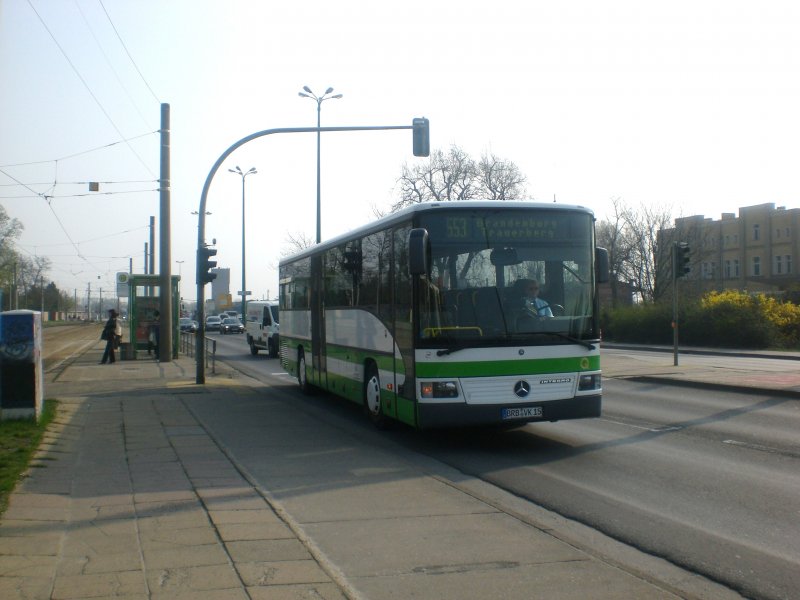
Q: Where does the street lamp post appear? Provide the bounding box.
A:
[298,86,343,243]
[228,166,257,320]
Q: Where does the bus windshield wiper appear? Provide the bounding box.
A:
[437,344,468,356]
[527,331,596,350]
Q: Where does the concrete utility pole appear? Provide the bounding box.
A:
[149,216,156,276]
[158,103,173,362]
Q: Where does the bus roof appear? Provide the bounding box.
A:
[279,200,596,266]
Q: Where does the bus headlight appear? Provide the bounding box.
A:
[420,381,459,398]
[578,374,601,391]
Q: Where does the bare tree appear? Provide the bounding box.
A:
[596,198,635,306]
[281,231,315,257]
[477,151,527,200]
[393,145,527,211]
[621,201,676,303]
[596,198,678,303]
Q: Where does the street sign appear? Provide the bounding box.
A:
[116,272,129,297]
[237,291,252,296]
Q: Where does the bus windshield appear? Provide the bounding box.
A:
[416,208,597,346]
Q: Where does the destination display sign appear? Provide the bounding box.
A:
[422,210,590,245]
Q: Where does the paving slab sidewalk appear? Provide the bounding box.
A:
[0,341,751,600]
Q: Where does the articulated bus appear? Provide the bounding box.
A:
[279,201,609,429]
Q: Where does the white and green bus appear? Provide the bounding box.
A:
[279,201,609,429]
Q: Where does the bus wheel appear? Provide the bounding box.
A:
[364,363,388,429]
[249,338,259,355]
[297,349,312,395]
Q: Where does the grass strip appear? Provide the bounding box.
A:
[0,399,58,516]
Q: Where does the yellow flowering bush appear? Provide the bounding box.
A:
[699,290,800,347]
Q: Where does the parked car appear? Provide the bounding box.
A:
[220,317,244,334]
[205,315,222,332]
[179,317,198,333]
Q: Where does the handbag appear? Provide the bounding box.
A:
[101,329,110,341]
[113,335,121,349]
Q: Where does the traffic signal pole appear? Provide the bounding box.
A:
[672,242,679,366]
[194,121,430,384]
[672,241,691,366]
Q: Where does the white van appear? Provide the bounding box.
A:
[245,301,279,357]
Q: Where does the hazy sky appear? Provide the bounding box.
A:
[2,0,799,303]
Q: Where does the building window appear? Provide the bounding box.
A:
[775,255,783,274]
[724,260,731,278]
[734,234,739,244]
[734,259,740,277]
[753,224,760,241]
[753,256,761,276]
[787,255,793,274]
[786,227,791,237]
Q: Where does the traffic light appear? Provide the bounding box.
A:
[412,117,430,157]
[197,245,218,285]
[674,242,691,278]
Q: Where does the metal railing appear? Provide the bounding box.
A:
[180,331,216,373]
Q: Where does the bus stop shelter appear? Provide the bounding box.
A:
[124,274,180,360]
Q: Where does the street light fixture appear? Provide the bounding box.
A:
[228,165,257,320]
[298,86,343,243]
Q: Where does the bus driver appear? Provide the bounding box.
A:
[515,278,553,318]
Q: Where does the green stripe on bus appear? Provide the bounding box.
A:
[415,355,599,378]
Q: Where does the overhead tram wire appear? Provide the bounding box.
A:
[99,0,161,105]
[0,167,102,273]
[74,0,152,129]
[0,131,159,169]
[25,0,156,178]
[0,179,158,187]
[0,188,160,201]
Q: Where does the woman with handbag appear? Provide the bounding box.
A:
[100,309,122,364]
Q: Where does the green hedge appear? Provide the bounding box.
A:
[603,290,800,349]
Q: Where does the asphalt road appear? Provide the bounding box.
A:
[204,332,800,600]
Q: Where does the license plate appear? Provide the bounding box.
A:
[501,406,543,420]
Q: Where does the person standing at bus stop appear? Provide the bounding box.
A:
[100,309,122,364]
[148,310,160,360]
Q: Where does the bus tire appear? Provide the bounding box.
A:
[364,363,388,429]
[297,349,312,395]
[249,337,259,355]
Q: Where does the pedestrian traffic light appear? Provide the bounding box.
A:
[675,242,691,278]
[412,117,430,157]
[197,245,218,285]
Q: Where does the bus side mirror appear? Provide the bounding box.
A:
[596,247,610,283]
[409,228,430,275]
